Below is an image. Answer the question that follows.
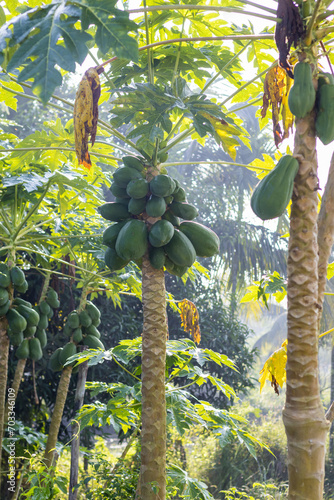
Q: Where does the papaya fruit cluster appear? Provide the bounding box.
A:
[250,154,299,221]
[49,301,103,372]
[98,155,220,277]
[0,261,59,362]
[288,63,334,145]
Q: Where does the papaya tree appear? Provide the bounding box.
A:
[2,0,334,499]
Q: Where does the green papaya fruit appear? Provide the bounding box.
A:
[16,339,29,359]
[126,178,149,199]
[83,335,104,350]
[16,304,40,327]
[38,314,48,331]
[59,342,77,365]
[72,327,83,343]
[103,221,128,249]
[122,155,145,172]
[164,230,196,267]
[128,197,147,216]
[23,326,37,338]
[6,308,27,333]
[149,247,166,270]
[162,211,181,227]
[146,195,167,217]
[113,166,143,187]
[85,324,101,338]
[10,266,25,287]
[79,310,92,328]
[170,201,198,220]
[13,297,32,308]
[149,220,174,247]
[250,155,300,220]
[98,202,131,222]
[0,263,11,288]
[172,187,187,202]
[46,288,60,309]
[86,301,101,324]
[39,301,51,316]
[29,337,43,361]
[316,80,334,145]
[0,300,10,316]
[9,331,24,346]
[288,62,316,118]
[115,197,130,206]
[67,311,80,329]
[150,175,176,197]
[115,219,148,261]
[49,348,63,372]
[109,183,130,199]
[104,247,129,272]
[15,280,29,294]
[36,328,47,348]
[0,287,9,306]
[179,221,220,257]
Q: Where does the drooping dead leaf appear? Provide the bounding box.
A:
[73,67,103,170]
[275,0,304,77]
[262,65,294,147]
[179,298,201,344]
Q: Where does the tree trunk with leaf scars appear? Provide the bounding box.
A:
[0,318,9,487]
[283,110,330,499]
[44,365,73,468]
[138,254,168,500]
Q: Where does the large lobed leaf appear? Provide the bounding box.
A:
[1,0,138,104]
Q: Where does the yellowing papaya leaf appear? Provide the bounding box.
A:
[327,262,334,280]
[247,154,276,179]
[259,340,287,394]
[261,65,293,147]
[179,298,201,344]
[73,67,102,171]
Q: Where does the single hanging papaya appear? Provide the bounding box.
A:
[250,155,299,221]
[316,75,334,145]
[288,62,316,118]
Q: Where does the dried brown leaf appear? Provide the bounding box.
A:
[179,298,201,344]
[275,0,304,77]
[73,67,102,170]
[262,65,294,147]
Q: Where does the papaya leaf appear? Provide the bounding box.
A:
[259,340,287,394]
[6,3,91,104]
[3,0,138,104]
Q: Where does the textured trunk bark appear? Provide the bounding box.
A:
[139,254,168,500]
[283,112,330,500]
[330,343,334,458]
[44,365,73,468]
[4,358,26,420]
[0,317,9,488]
[69,360,88,500]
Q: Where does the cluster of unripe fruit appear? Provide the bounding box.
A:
[0,261,60,361]
[49,301,104,372]
[98,155,220,277]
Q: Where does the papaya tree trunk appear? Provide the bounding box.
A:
[0,317,9,487]
[283,112,330,500]
[4,358,26,419]
[44,365,73,468]
[317,152,334,461]
[69,360,88,500]
[139,254,168,500]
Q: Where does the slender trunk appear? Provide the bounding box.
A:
[138,254,168,500]
[283,112,330,500]
[69,360,88,500]
[330,342,334,458]
[0,317,9,488]
[44,365,73,468]
[4,358,26,420]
